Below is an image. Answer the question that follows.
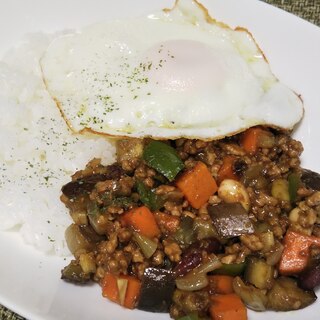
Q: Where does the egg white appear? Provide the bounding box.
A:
[41,0,303,139]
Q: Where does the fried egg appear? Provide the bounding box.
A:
[40,0,303,140]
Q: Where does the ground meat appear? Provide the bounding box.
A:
[240,234,264,251]
[163,239,182,262]
[61,130,320,319]
[170,290,210,318]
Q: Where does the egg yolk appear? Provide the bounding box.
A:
[144,39,225,92]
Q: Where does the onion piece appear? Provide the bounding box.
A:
[133,231,157,258]
[175,255,222,291]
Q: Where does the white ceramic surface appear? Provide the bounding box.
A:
[1,0,320,319]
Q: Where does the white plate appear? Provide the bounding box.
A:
[1,0,320,319]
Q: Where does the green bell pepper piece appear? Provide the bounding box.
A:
[288,172,300,203]
[214,261,247,276]
[143,140,184,181]
[136,180,165,211]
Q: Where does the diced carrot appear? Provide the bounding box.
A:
[208,275,234,294]
[101,273,141,309]
[279,230,320,275]
[217,156,238,184]
[154,211,180,233]
[120,206,160,238]
[240,127,265,154]
[120,275,141,309]
[101,273,119,303]
[176,161,218,209]
[210,293,247,320]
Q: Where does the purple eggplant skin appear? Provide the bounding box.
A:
[301,169,320,191]
[298,260,320,290]
[208,203,254,239]
[137,268,175,313]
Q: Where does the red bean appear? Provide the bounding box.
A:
[173,238,222,278]
[173,249,202,278]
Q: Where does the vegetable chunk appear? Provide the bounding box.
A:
[210,293,247,320]
[176,162,218,209]
[208,203,254,239]
[143,140,184,181]
[120,206,160,238]
[279,230,320,275]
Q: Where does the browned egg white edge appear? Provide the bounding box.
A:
[41,0,304,142]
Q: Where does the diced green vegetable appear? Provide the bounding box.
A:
[271,179,290,201]
[174,216,196,246]
[133,231,158,258]
[288,172,300,203]
[101,192,135,210]
[136,180,165,211]
[214,261,247,276]
[143,140,185,181]
[193,218,219,241]
[244,257,274,290]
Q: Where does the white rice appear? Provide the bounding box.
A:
[0,33,116,256]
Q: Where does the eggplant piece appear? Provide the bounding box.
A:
[208,203,254,239]
[244,257,274,290]
[266,277,316,311]
[62,164,123,198]
[233,276,267,311]
[241,164,269,190]
[298,256,320,290]
[137,268,175,312]
[214,262,247,276]
[61,260,91,284]
[301,168,320,191]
